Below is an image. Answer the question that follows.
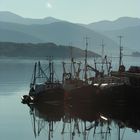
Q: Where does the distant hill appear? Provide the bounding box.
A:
[0,11,61,25]
[0,28,42,43]
[87,17,140,31]
[0,42,100,58]
[1,11,140,55]
[103,25,140,52]
[0,21,119,55]
[132,51,140,57]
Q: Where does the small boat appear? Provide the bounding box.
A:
[22,60,64,104]
[111,65,140,87]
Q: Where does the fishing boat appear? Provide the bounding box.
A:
[111,65,140,87]
[110,37,140,87]
[22,60,64,104]
[62,39,100,102]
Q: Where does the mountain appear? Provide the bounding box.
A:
[0,11,140,31]
[87,17,140,31]
[84,17,140,54]
[0,11,61,25]
[103,25,140,52]
[0,28,42,43]
[0,42,100,58]
[0,11,139,56]
[0,21,119,55]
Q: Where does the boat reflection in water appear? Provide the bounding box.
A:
[29,102,64,139]
[27,100,140,140]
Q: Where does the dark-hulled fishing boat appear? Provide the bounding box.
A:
[62,40,100,102]
[22,60,64,104]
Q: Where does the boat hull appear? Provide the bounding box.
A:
[31,87,64,103]
[64,85,99,103]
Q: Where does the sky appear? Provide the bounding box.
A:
[0,0,140,23]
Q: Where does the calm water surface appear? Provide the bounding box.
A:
[0,57,140,140]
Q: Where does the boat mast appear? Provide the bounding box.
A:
[94,57,97,71]
[76,62,81,79]
[101,40,105,73]
[32,62,37,87]
[49,57,51,82]
[70,46,74,77]
[51,61,54,83]
[118,35,123,67]
[104,56,111,76]
[70,46,77,79]
[48,56,54,83]
[38,61,41,79]
[84,37,88,83]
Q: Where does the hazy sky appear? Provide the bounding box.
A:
[0,0,140,23]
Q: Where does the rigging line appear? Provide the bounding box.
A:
[42,65,50,72]
[37,65,49,80]
[30,109,37,138]
[42,122,49,133]
[53,69,59,81]
[87,129,91,140]
[81,121,84,134]
[121,128,126,140]
[37,119,45,136]
[53,121,61,132]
